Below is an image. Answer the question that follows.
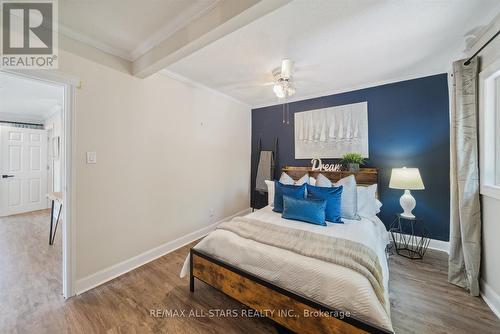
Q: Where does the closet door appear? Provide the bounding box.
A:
[0,126,48,216]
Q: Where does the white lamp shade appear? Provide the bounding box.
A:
[389,167,425,190]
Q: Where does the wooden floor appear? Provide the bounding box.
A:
[1,211,499,334]
[0,209,63,333]
[388,249,500,334]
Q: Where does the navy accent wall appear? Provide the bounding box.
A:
[251,74,450,241]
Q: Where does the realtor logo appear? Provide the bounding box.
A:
[1,0,58,69]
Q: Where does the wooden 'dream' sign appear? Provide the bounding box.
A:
[282,166,378,186]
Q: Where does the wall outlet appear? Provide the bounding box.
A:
[209,209,215,217]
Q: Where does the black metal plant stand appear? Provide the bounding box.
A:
[389,214,430,259]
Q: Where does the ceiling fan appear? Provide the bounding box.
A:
[216,58,302,100]
[272,58,296,99]
[216,58,301,124]
[272,58,296,124]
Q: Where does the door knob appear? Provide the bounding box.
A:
[2,175,14,178]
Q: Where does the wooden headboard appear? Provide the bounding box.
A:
[282,166,378,186]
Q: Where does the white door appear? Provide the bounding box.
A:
[0,126,48,216]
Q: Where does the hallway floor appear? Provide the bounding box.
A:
[0,209,63,333]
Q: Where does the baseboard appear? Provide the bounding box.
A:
[481,279,500,319]
[75,207,252,295]
[389,232,450,254]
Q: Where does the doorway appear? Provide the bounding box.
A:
[0,69,76,303]
[0,125,49,216]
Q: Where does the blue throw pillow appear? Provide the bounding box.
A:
[306,184,343,224]
[273,181,306,213]
[282,196,327,226]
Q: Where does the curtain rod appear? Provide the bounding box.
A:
[464,30,500,66]
[0,120,43,126]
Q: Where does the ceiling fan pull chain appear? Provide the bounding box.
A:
[287,102,290,125]
[282,103,285,124]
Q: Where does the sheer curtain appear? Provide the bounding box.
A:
[448,58,482,296]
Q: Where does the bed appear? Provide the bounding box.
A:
[180,168,393,334]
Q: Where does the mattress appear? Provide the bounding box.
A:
[180,206,392,332]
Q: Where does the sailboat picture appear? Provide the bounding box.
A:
[294,101,369,159]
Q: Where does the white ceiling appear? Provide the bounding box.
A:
[0,73,64,123]
[166,0,500,107]
[59,0,219,61]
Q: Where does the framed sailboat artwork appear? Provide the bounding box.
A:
[294,101,369,159]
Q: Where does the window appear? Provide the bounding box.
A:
[480,58,500,199]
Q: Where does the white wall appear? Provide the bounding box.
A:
[476,18,500,316]
[57,49,251,281]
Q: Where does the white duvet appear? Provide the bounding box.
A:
[180,206,392,332]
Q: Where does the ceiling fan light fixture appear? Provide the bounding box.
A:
[281,58,293,79]
[273,84,285,98]
[272,58,296,99]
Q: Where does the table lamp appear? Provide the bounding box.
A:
[389,167,425,219]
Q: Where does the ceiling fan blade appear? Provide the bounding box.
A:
[219,81,275,90]
[293,78,325,86]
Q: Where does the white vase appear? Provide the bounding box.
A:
[399,189,416,219]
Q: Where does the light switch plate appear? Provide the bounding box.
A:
[86,151,97,164]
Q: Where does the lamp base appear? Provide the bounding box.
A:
[399,189,416,219]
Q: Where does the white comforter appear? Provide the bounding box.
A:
[180,206,392,332]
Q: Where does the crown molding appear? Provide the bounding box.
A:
[129,0,220,61]
[1,68,80,88]
[58,0,220,63]
[251,70,446,109]
[160,69,250,108]
[59,24,133,61]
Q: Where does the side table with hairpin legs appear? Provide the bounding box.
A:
[389,214,430,259]
[47,192,63,245]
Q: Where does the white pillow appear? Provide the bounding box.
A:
[312,173,360,220]
[315,173,332,187]
[264,180,275,207]
[357,184,380,218]
[279,172,309,185]
[279,172,295,185]
[296,173,309,185]
[309,176,316,186]
[334,175,360,220]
